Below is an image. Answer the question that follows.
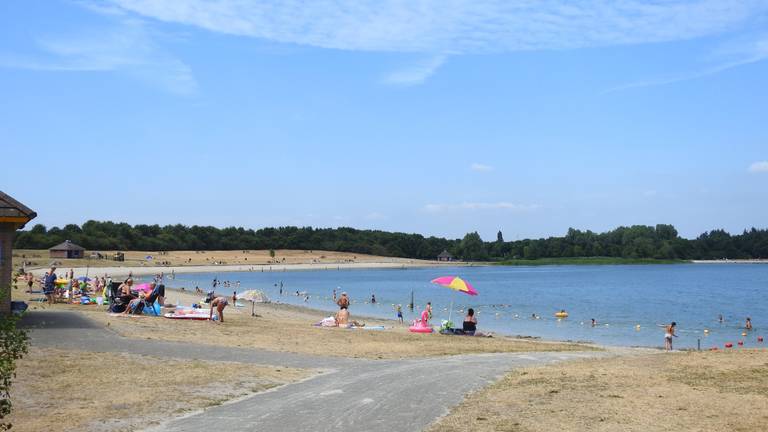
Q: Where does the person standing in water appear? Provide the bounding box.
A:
[662,322,677,351]
[746,317,753,330]
[371,293,376,304]
[396,305,403,324]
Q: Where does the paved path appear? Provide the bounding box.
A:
[21,311,607,432]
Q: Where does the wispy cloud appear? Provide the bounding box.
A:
[0,17,197,95]
[470,162,493,172]
[605,35,768,92]
[424,202,539,213]
[107,1,767,53]
[748,161,768,173]
[383,55,446,86]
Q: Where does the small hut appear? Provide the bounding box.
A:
[437,250,454,262]
[49,240,85,259]
[0,191,37,315]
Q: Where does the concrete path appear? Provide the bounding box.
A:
[21,311,606,432]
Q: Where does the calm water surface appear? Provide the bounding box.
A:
[162,264,768,349]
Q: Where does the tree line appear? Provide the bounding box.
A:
[12,221,768,261]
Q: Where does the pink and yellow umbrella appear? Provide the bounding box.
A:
[431,276,478,296]
[430,276,478,323]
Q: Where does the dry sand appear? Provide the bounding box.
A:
[8,347,309,432]
[429,349,768,432]
[17,286,591,360]
[14,249,454,278]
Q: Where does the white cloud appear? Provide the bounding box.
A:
[382,55,446,85]
[470,162,493,172]
[107,0,767,53]
[643,190,658,197]
[0,18,197,95]
[424,202,539,213]
[748,161,768,173]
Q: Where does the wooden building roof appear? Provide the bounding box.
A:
[0,190,37,228]
[49,240,85,251]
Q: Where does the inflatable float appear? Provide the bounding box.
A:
[554,311,569,318]
[409,323,433,333]
[409,310,433,333]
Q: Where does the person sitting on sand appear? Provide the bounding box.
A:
[337,292,350,310]
[209,296,229,323]
[463,308,478,336]
[746,317,753,330]
[336,307,350,327]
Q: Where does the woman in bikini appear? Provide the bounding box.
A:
[209,296,229,323]
[663,322,677,351]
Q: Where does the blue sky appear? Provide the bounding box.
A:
[2,1,767,241]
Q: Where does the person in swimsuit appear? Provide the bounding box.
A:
[396,305,403,324]
[118,278,135,304]
[209,297,229,323]
[463,308,478,336]
[43,267,57,305]
[426,302,433,320]
[337,292,350,310]
[663,322,677,351]
[746,317,753,330]
[335,307,350,327]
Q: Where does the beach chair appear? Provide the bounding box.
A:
[141,285,163,316]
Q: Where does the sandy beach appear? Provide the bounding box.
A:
[17,286,591,359]
[14,248,460,279]
[430,349,768,432]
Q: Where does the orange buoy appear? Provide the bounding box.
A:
[758,336,764,343]
[725,342,733,348]
[738,341,744,346]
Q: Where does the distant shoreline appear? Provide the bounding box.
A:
[26,261,460,278]
[691,259,768,264]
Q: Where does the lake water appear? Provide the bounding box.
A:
[163,264,768,349]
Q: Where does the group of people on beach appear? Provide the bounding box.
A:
[37,266,114,306]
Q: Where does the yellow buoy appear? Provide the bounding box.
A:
[742,332,748,337]
[703,329,709,334]
[635,324,641,331]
